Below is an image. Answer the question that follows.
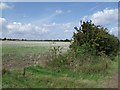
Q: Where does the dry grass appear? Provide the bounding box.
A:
[2,41,70,70]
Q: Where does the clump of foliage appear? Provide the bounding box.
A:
[47,49,111,75]
[47,20,119,75]
[70,20,119,57]
[49,46,63,58]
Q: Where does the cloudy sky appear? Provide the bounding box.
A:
[0,2,118,40]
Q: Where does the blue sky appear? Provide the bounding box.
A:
[0,2,118,40]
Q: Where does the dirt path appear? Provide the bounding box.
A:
[101,70,119,88]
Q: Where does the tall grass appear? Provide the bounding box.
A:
[46,46,115,76]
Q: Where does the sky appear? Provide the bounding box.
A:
[0,2,119,40]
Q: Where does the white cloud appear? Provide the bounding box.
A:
[0,17,6,24]
[2,17,75,40]
[6,21,73,34]
[109,27,118,37]
[82,8,119,39]
[82,16,88,21]
[0,3,12,10]
[42,22,75,33]
[6,21,49,34]
[82,8,118,25]
[55,10,63,14]
[55,9,71,14]
[2,18,49,39]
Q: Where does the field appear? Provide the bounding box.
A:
[2,41,119,88]
[2,41,69,69]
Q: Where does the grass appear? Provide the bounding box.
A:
[2,45,49,57]
[47,50,112,75]
[2,66,99,88]
[2,58,118,88]
[2,41,119,88]
[2,45,50,69]
[2,45,52,80]
[3,58,118,88]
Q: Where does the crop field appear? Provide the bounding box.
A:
[2,41,119,88]
[2,41,70,69]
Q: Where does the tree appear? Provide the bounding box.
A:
[3,37,7,40]
[70,20,119,56]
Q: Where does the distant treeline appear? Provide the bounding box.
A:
[0,38,71,42]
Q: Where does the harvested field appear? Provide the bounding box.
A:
[2,41,70,70]
[2,41,70,47]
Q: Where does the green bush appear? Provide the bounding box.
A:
[70,20,119,57]
[46,20,118,75]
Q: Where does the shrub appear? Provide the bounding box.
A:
[46,20,118,75]
[70,20,119,57]
[47,47,111,75]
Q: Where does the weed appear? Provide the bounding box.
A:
[47,47,112,75]
[2,68,10,75]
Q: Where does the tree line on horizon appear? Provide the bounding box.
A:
[0,37,71,42]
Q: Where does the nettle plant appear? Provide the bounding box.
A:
[49,46,63,58]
